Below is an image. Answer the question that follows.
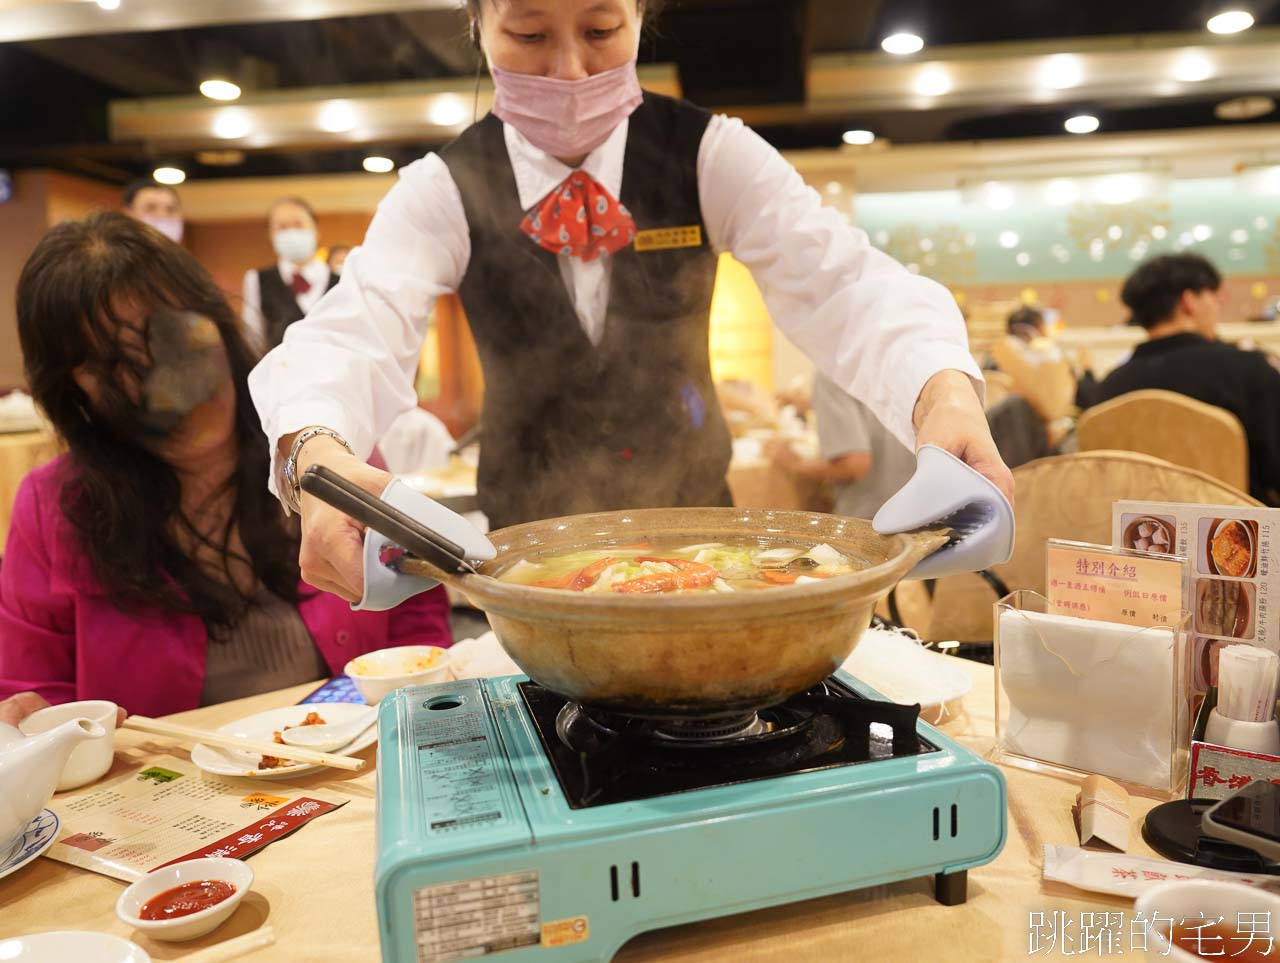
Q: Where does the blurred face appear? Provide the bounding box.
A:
[73,303,236,466]
[127,187,180,221]
[269,201,315,236]
[479,0,641,79]
[1183,287,1222,338]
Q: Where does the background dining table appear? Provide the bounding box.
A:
[0,427,58,547]
[1,658,1176,962]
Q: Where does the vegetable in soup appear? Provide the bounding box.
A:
[498,539,860,594]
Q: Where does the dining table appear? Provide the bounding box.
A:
[1,657,1180,962]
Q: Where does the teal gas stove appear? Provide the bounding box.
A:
[375,671,1007,963]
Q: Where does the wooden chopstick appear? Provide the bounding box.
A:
[123,716,366,772]
[185,925,277,963]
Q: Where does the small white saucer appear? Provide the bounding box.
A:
[0,809,59,882]
[0,931,149,963]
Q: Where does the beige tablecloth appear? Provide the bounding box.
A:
[0,429,58,549]
[0,660,1165,962]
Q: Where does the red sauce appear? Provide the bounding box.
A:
[139,879,236,921]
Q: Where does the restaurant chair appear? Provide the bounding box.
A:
[982,370,1015,410]
[1077,389,1249,493]
[922,450,1261,646]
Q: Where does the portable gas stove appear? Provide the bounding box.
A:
[375,670,1007,963]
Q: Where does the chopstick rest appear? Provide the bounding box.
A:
[123,717,366,772]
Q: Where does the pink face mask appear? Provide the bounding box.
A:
[490,58,643,161]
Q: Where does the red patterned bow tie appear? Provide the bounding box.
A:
[520,172,636,263]
[289,272,311,295]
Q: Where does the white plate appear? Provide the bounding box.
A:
[191,703,377,779]
[842,628,973,723]
[0,931,149,963]
[0,809,59,882]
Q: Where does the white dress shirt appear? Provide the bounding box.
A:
[241,257,332,350]
[249,112,982,495]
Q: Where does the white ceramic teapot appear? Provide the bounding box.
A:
[0,716,104,845]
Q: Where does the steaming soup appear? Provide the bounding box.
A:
[498,539,861,594]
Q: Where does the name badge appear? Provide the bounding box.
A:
[634,225,703,252]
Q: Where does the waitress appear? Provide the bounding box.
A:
[249,0,1012,604]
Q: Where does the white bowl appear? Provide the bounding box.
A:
[116,857,253,942]
[0,931,149,962]
[20,700,117,791]
[1134,878,1280,960]
[343,645,452,705]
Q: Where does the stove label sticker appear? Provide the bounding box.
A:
[415,707,510,836]
[413,870,540,963]
[541,916,590,948]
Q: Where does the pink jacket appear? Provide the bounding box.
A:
[0,457,452,717]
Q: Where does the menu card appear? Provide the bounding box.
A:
[1112,501,1278,693]
[47,754,348,882]
[1045,540,1186,627]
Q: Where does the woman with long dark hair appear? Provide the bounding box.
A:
[0,212,451,719]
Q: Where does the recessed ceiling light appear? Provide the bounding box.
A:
[1064,114,1100,134]
[842,129,875,146]
[825,181,843,196]
[1107,224,1123,240]
[1231,228,1250,243]
[1207,10,1254,34]
[95,0,120,9]
[1040,54,1083,90]
[882,32,924,55]
[428,95,468,127]
[363,156,395,174]
[914,66,953,97]
[319,100,357,133]
[1172,52,1214,83]
[212,109,251,140]
[1192,224,1214,242]
[983,183,1015,210]
[1094,173,1143,205]
[152,166,185,185]
[1044,178,1081,206]
[1151,225,1169,239]
[1015,251,1031,267]
[1216,95,1275,120]
[998,229,1020,249]
[199,79,241,102]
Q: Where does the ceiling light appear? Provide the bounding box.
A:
[1044,178,1081,206]
[199,79,241,102]
[1040,55,1083,90]
[1151,224,1168,239]
[1192,224,1214,242]
[318,100,357,133]
[1172,52,1214,83]
[983,182,1015,210]
[95,0,120,8]
[1064,114,1100,134]
[212,109,251,140]
[1094,173,1143,205]
[1107,224,1123,240]
[882,32,924,55]
[1231,228,1250,243]
[152,166,185,185]
[825,181,843,196]
[1216,95,1275,120]
[428,95,468,127]
[1207,10,1254,34]
[998,230,1020,249]
[1255,215,1270,230]
[914,66,953,97]
[363,156,395,174]
[842,129,875,146]
[1015,251,1031,267]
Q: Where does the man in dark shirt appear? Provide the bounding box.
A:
[1093,253,1280,504]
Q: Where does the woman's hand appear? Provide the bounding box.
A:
[913,369,1014,505]
[0,692,50,727]
[0,693,127,727]
[293,436,393,603]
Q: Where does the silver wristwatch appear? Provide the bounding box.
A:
[281,426,354,513]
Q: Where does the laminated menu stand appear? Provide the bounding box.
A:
[994,590,1192,798]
